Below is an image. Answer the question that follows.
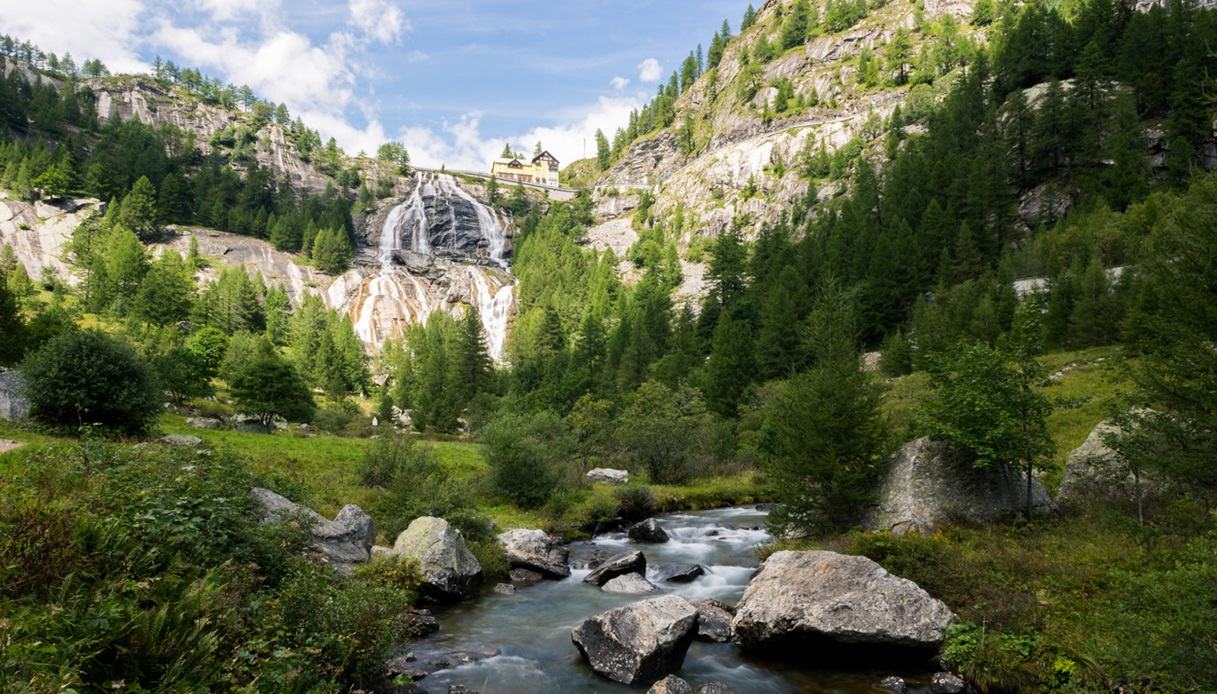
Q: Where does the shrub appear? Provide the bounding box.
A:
[467,539,510,582]
[19,329,163,434]
[615,485,657,521]
[483,411,570,508]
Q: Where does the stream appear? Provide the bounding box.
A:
[416,507,934,693]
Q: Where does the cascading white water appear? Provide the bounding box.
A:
[467,266,514,362]
[344,171,515,361]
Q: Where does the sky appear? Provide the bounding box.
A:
[0,0,748,170]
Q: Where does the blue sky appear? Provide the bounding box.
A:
[0,0,748,168]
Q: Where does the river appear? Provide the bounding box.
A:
[410,507,935,693]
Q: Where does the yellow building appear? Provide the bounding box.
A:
[491,151,560,187]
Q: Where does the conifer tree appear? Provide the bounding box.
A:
[118,175,160,240]
[704,311,754,418]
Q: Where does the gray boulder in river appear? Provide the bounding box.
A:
[865,438,1055,535]
[602,573,661,594]
[496,528,570,578]
[692,599,735,642]
[250,488,376,575]
[628,518,670,543]
[571,595,700,685]
[583,550,646,586]
[733,550,955,652]
[391,516,483,600]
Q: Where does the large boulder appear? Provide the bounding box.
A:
[583,550,646,586]
[392,517,483,600]
[733,550,955,652]
[0,368,30,421]
[571,595,700,685]
[628,518,670,543]
[250,488,376,574]
[602,573,661,594]
[587,467,629,485]
[865,438,1055,535]
[496,528,570,578]
[1057,418,1165,506]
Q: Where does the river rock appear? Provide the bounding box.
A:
[497,528,571,578]
[692,599,734,642]
[405,608,439,637]
[509,567,545,584]
[571,595,700,685]
[602,573,661,594]
[391,516,483,600]
[0,368,29,421]
[628,518,670,543]
[587,467,629,485]
[733,550,955,652]
[186,416,224,430]
[877,676,908,693]
[493,582,516,595]
[583,550,646,586]
[652,563,705,583]
[648,675,693,694]
[250,488,376,574]
[865,438,1055,535]
[159,434,203,447]
[695,684,735,694]
[931,672,966,694]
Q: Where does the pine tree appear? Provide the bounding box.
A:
[782,0,811,50]
[311,227,352,274]
[0,266,24,366]
[158,173,190,224]
[742,5,757,31]
[133,250,194,327]
[450,306,493,406]
[118,175,160,240]
[704,311,754,418]
[595,129,611,170]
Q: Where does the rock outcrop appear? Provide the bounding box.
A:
[733,550,955,652]
[496,528,570,578]
[250,488,376,574]
[391,516,483,600]
[865,438,1055,535]
[571,595,700,685]
[602,573,662,594]
[583,551,646,586]
[587,467,630,485]
[629,518,670,543]
[0,368,30,421]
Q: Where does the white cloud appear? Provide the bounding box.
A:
[348,0,407,44]
[151,22,356,115]
[0,0,148,73]
[190,0,277,22]
[610,76,629,90]
[400,94,644,171]
[637,57,662,83]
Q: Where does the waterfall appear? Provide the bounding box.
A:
[467,266,515,362]
[402,172,432,255]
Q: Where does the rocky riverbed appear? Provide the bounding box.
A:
[403,507,947,693]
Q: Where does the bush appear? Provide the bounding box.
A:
[483,411,570,509]
[468,539,510,583]
[19,329,162,434]
[615,485,657,521]
[370,437,492,541]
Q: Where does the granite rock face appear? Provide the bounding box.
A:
[733,550,955,652]
[1057,418,1165,506]
[865,438,1055,535]
[391,516,483,600]
[571,595,700,685]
